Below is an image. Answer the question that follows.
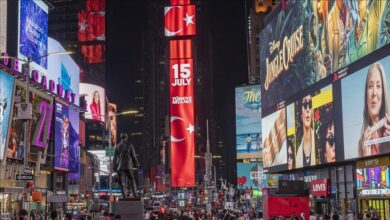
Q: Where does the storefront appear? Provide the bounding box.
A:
[311,179,330,215]
[356,156,390,220]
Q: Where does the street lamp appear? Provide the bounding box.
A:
[0,51,73,210]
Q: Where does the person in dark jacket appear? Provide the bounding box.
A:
[113,132,140,198]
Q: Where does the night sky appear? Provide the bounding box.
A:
[106,0,249,178]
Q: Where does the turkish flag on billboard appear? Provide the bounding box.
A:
[170,58,195,187]
[170,39,192,59]
[170,0,190,5]
[86,0,106,11]
[78,11,106,42]
[164,5,196,37]
[81,45,104,64]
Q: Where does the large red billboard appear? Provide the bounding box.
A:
[164,5,196,37]
[170,58,195,187]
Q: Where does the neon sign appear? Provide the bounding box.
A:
[0,52,76,104]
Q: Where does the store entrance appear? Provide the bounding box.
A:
[359,199,390,220]
[315,200,329,215]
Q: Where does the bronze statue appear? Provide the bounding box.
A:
[113,133,140,198]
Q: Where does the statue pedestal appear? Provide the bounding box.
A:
[115,198,144,220]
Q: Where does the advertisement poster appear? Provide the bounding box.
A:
[237,162,263,190]
[0,71,14,160]
[54,101,69,172]
[79,83,105,122]
[18,0,48,70]
[68,108,79,173]
[260,0,390,111]
[287,85,334,170]
[265,196,309,219]
[48,38,80,104]
[342,55,390,160]
[356,166,390,190]
[235,85,261,160]
[262,108,287,170]
[7,81,53,162]
[108,103,117,146]
[0,0,6,53]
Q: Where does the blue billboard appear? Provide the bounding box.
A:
[54,101,69,171]
[0,71,14,160]
[235,85,261,160]
[19,0,48,68]
[68,108,80,173]
[237,162,263,190]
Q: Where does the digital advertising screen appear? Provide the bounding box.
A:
[18,0,49,73]
[79,83,105,122]
[0,71,14,160]
[237,162,263,190]
[54,101,69,172]
[235,85,261,160]
[7,81,53,162]
[260,0,390,111]
[88,150,109,175]
[108,103,117,146]
[342,55,390,160]
[356,166,390,196]
[68,108,79,173]
[286,85,335,170]
[0,0,7,53]
[262,108,287,172]
[48,38,80,104]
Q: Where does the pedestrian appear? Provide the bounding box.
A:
[18,209,29,220]
[50,210,58,220]
[64,213,72,220]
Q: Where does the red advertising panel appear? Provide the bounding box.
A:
[78,11,105,42]
[170,40,192,59]
[164,5,196,37]
[170,0,190,5]
[170,58,195,187]
[311,179,330,197]
[265,196,309,219]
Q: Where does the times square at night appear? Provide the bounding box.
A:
[0,0,390,219]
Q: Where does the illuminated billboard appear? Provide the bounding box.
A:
[237,162,263,190]
[235,85,261,160]
[0,71,14,160]
[68,108,80,173]
[342,54,390,160]
[164,4,196,37]
[287,85,334,170]
[260,0,390,111]
[88,150,109,175]
[7,80,53,162]
[0,0,6,53]
[79,83,105,122]
[48,38,80,104]
[170,58,195,187]
[54,101,70,172]
[108,103,117,146]
[18,0,49,73]
[262,108,287,172]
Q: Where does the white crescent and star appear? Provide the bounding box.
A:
[170,116,194,143]
[164,6,195,37]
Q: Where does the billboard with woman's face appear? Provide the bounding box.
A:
[342,55,390,160]
[80,83,105,122]
[262,108,287,172]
